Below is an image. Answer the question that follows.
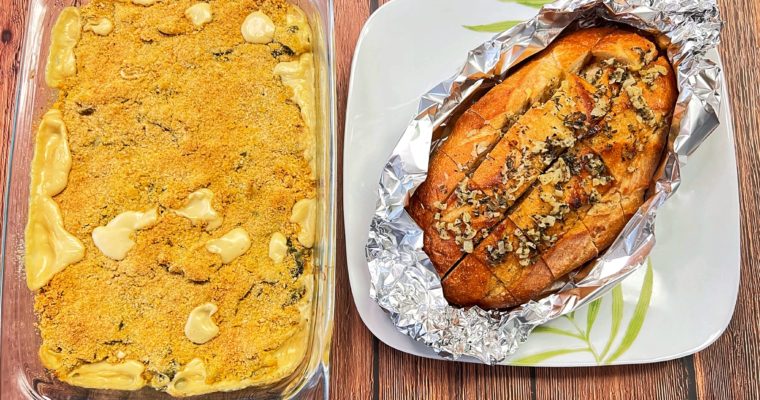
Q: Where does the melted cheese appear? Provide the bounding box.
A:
[205,227,251,263]
[284,6,311,50]
[39,345,65,370]
[184,303,219,344]
[185,3,212,27]
[268,232,287,263]
[46,7,81,88]
[84,18,113,36]
[174,189,223,231]
[65,360,146,391]
[290,198,316,248]
[30,110,73,197]
[26,197,86,289]
[25,110,85,290]
[274,54,316,176]
[241,11,274,44]
[167,358,255,397]
[92,208,158,260]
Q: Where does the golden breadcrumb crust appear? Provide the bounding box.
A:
[34,0,315,390]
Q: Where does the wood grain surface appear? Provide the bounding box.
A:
[0,0,757,399]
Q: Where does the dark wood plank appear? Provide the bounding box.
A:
[693,0,760,398]
[377,342,534,400]
[535,360,695,400]
[0,0,24,228]
[330,0,376,399]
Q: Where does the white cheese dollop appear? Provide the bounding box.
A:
[206,227,251,263]
[290,198,316,248]
[92,208,158,260]
[84,18,114,36]
[184,303,219,344]
[269,232,288,263]
[174,189,223,231]
[241,11,274,44]
[185,3,212,27]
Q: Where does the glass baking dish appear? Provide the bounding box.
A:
[0,0,336,398]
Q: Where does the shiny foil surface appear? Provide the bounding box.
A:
[365,0,722,364]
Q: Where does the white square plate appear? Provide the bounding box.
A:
[343,0,740,366]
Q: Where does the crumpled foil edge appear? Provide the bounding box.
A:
[365,0,723,364]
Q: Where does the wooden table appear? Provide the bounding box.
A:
[0,0,758,398]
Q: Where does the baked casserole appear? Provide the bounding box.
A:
[25,0,318,395]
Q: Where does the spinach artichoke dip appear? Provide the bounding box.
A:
[25,0,317,395]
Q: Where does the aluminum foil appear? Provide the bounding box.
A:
[365,0,723,364]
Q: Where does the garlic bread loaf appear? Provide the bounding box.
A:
[408,28,677,309]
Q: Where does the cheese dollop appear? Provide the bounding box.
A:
[25,109,85,290]
[65,360,146,391]
[45,7,81,88]
[184,303,219,344]
[206,227,251,263]
[84,18,114,36]
[269,232,288,263]
[241,11,274,43]
[174,189,223,231]
[92,208,158,260]
[185,3,212,27]
[290,198,316,248]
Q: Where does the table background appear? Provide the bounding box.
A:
[0,0,757,398]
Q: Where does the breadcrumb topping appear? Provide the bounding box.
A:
[34,0,315,392]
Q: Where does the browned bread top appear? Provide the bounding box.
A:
[408,28,678,309]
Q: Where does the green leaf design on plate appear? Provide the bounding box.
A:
[464,20,522,33]
[533,325,586,341]
[603,260,654,364]
[511,348,589,365]
[511,259,655,365]
[464,0,553,32]
[600,284,625,360]
[498,0,552,7]
[586,298,602,339]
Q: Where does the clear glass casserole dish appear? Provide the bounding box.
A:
[0,0,336,398]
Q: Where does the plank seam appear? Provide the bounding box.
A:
[682,355,698,400]
[372,337,379,400]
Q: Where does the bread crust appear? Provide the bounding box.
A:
[442,256,516,308]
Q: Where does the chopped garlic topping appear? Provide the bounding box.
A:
[205,227,251,263]
[65,360,146,391]
[185,3,212,27]
[174,189,222,231]
[269,232,288,263]
[241,11,275,43]
[184,303,219,344]
[92,208,158,260]
[83,18,113,36]
[131,0,156,5]
[290,198,316,248]
[45,7,81,88]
